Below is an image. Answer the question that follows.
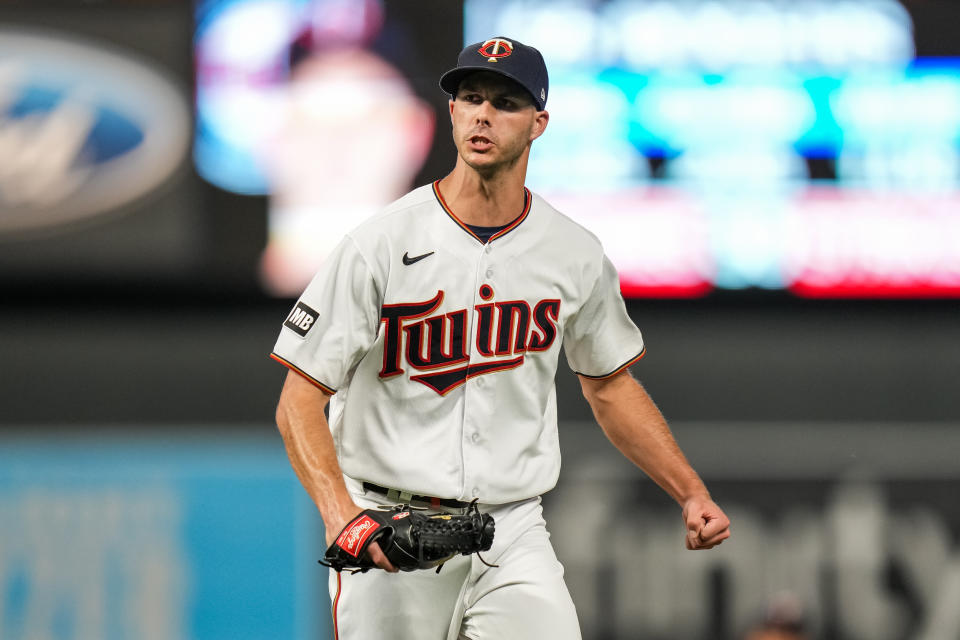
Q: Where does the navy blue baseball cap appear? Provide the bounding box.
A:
[440,37,549,110]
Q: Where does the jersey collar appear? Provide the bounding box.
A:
[432,180,531,244]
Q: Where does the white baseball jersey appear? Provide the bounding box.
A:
[271,181,644,505]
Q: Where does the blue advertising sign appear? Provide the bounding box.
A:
[0,431,331,640]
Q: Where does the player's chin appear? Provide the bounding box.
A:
[463,153,502,174]
[462,147,496,163]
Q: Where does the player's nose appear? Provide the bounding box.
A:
[474,99,495,124]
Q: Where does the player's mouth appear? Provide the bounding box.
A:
[467,135,494,151]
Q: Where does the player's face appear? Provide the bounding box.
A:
[449,72,548,177]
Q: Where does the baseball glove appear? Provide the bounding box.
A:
[321,501,495,573]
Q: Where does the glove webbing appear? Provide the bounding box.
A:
[422,500,498,572]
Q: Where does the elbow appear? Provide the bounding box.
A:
[274,371,331,439]
[275,396,292,439]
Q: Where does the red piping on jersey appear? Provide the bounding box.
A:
[269,353,337,395]
[576,348,647,380]
[332,571,342,639]
[432,180,532,243]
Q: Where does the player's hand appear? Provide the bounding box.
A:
[325,507,399,572]
[365,541,398,573]
[682,495,731,550]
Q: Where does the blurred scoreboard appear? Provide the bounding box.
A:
[193,0,960,298]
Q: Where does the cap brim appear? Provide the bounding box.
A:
[439,66,543,109]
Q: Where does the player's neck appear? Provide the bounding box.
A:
[438,162,528,227]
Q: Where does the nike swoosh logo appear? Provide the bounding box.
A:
[402,251,435,265]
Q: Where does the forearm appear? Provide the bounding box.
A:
[584,373,709,505]
[275,372,358,537]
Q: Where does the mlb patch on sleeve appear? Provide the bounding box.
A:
[284,301,319,337]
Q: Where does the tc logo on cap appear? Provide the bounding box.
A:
[478,38,513,62]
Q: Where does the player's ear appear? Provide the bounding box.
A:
[449,98,456,120]
[529,109,549,142]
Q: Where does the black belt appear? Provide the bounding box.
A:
[362,482,470,509]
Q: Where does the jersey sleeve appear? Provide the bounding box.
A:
[563,254,645,379]
[270,236,381,393]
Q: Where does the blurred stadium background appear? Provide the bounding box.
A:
[1,0,958,638]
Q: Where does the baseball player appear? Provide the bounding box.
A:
[272,37,731,639]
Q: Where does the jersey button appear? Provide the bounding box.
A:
[472,487,480,497]
[471,432,480,443]
[485,268,493,278]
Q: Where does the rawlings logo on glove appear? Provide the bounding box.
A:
[335,515,381,557]
[321,502,495,573]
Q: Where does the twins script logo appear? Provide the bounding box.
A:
[379,287,560,395]
[336,516,380,557]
